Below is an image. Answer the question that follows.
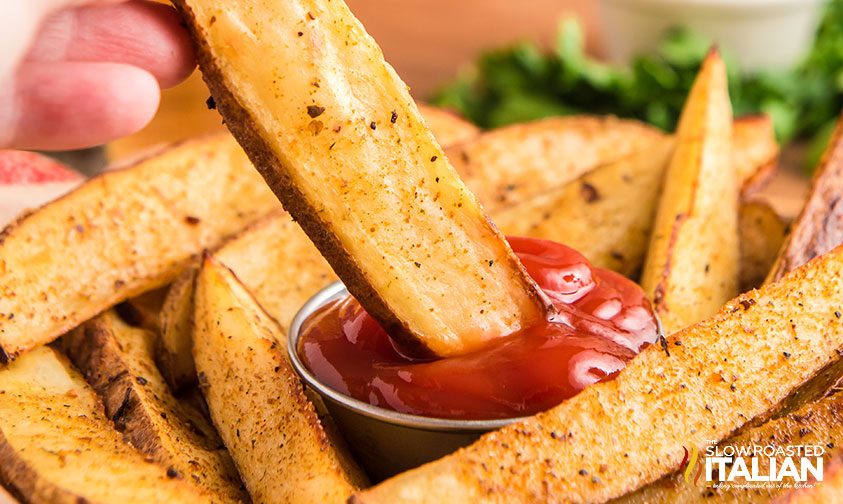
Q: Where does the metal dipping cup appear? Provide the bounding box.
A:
[287,281,527,482]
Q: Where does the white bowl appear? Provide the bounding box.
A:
[600,0,826,71]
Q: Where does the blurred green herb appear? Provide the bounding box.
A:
[431,1,843,172]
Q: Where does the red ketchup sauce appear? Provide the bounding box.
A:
[299,236,660,420]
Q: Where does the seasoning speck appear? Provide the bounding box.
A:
[307,105,325,118]
[206,96,216,110]
[391,110,398,123]
[370,121,377,130]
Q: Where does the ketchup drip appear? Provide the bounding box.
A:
[299,236,660,420]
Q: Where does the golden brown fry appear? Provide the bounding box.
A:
[194,255,366,503]
[0,133,278,363]
[174,0,548,357]
[449,114,775,214]
[640,51,739,334]
[156,211,337,390]
[732,115,779,195]
[739,201,787,291]
[493,128,776,278]
[416,103,480,148]
[448,115,665,211]
[767,113,843,283]
[493,138,674,276]
[62,311,248,502]
[353,244,843,503]
[0,347,209,504]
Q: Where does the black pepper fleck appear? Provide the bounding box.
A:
[206,96,216,110]
[370,121,377,130]
[390,110,398,123]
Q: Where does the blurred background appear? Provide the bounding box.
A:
[90,0,843,216]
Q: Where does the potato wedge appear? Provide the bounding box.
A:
[448,116,665,211]
[0,133,279,362]
[157,211,336,390]
[640,51,738,334]
[416,104,480,148]
[157,261,200,391]
[175,0,548,357]
[353,243,843,503]
[618,389,843,503]
[0,347,209,503]
[767,114,843,283]
[494,138,674,276]
[194,255,367,503]
[732,115,779,195]
[62,311,248,502]
[740,201,787,291]
[450,114,775,214]
[493,136,775,278]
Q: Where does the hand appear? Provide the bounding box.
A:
[0,0,196,151]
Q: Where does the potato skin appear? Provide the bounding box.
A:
[641,51,739,334]
[193,256,367,503]
[767,114,843,283]
[0,347,209,504]
[62,311,248,503]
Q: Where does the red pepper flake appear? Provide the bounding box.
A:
[430,156,438,162]
[306,11,316,20]
[307,105,325,118]
[185,216,201,225]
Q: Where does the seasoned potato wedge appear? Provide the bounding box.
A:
[0,133,279,362]
[353,244,843,503]
[175,0,548,357]
[493,134,776,278]
[739,201,787,291]
[416,104,480,147]
[450,114,775,214]
[641,51,739,333]
[619,390,843,503]
[157,211,336,390]
[494,138,674,276]
[62,311,248,502]
[768,114,843,283]
[732,115,779,195]
[0,347,209,503]
[448,115,665,211]
[157,262,200,391]
[194,255,367,503]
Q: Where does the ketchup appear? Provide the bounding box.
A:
[299,237,660,420]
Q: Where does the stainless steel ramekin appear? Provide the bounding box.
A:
[287,281,526,482]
